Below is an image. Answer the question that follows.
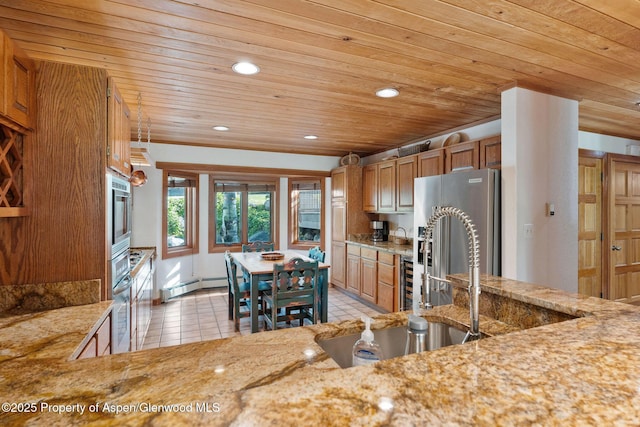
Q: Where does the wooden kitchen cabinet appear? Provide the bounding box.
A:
[0,61,133,297]
[346,244,361,295]
[480,135,501,169]
[0,30,35,218]
[0,29,36,130]
[377,160,396,212]
[362,156,417,214]
[77,312,111,359]
[418,149,445,177]
[344,244,399,311]
[362,164,377,212]
[330,166,371,289]
[360,247,377,303]
[331,241,346,289]
[396,156,417,212]
[107,77,131,177]
[445,140,480,173]
[377,252,397,312]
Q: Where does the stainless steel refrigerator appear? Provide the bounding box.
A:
[412,169,500,308]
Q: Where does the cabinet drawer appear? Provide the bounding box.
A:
[361,247,377,260]
[378,262,395,285]
[347,244,361,256]
[77,336,97,359]
[377,283,394,312]
[378,251,394,265]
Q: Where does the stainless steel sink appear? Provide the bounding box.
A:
[317,321,468,368]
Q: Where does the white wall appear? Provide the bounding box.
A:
[131,144,340,298]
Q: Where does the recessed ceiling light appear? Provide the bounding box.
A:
[304,135,318,140]
[376,87,399,98]
[213,125,229,131]
[232,61,260,75]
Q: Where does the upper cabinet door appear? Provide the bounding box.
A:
[2,30,36,129]
[396,156,417,211]
[445,141,479,173]
[331,166,346,200]
[377,160,396,212]
[107,78,131,176]
[418,150,445,177]
[362,164,377,212]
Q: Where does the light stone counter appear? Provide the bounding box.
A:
[1,276,640,425]
[346,235,413,257]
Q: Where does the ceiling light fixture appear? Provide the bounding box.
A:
[232,61,260,75]
[376,87,399,98]
[213,125,229,131]
[304,135,318,140]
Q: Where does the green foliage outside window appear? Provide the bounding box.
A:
[215,190,272,243]
[167,190,186,247]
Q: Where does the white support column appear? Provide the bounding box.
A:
[501,87,579,292]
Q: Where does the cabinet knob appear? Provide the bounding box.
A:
[612,245,622,251]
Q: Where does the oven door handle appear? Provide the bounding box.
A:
[113,276,132,297]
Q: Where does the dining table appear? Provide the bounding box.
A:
[232,250,330,333]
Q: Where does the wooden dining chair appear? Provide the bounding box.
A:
[224,251,270,331]
[241,241,275,252]
[262,258,319,330]
[308,246,326,263]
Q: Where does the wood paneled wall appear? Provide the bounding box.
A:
[0,61,108,289]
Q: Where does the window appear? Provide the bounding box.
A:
[209,178,278,252]
[289,179,324,249]
[162,171,199,259]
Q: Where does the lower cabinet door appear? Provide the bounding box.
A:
[360,258,377,303]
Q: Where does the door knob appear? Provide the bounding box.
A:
[612,245,622,251]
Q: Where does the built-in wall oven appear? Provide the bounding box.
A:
[107,173,132,258]
[107,173,132,354]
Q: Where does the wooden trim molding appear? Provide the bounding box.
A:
[156,162,331,178]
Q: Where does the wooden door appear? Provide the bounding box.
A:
[578,154,603,297]
[396,156,417,211]
[608,159,640,304]
[362,164,377,212]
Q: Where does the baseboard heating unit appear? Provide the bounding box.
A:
[161,277,226,302]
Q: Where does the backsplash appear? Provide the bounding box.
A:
[0,280,101,315]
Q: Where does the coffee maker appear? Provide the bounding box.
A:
[371,220,389,242]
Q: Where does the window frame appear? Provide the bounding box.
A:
[208,176,279,253]
[288,178,325,250]
[162,170,199,259]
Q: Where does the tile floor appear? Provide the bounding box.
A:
[141,286,384,350]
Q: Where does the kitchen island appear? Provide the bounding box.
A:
[2,275,640,426]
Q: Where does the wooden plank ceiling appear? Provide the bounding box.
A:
[1,0,639,157]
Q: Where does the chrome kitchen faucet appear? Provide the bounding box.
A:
[420,206,481,343]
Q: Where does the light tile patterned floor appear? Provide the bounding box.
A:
[141,287,384,350]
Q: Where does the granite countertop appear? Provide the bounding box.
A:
[2,276,640,425]
[346,235,413,256]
